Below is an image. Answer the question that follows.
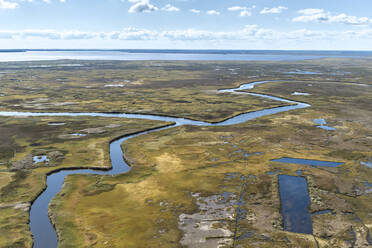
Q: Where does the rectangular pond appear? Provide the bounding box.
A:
[272,157,343,167]
[278,175,313,234]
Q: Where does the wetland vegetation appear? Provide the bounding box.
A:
[0,59,371,247]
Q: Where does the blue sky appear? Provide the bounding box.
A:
[1,0,372,50]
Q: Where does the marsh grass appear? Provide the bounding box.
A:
[0,116,171,247]
[0,59,371,247]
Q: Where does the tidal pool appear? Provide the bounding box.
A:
[362,182,372,194]
[285,70,321,75]
[48,122,66,126]
[314,119,327,125]
[71,133,87,137]
[363,182,372,188]
[314,118,337,131]
[291,92,311,96]
[271,157,343,167]
[244,152,262,158]
[278,175,312,234]
[317,126,336,131]
[361,159,372,168]
[33,155,49,164]
[104,84,124,88]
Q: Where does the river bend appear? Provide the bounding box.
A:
[0,81,310,248]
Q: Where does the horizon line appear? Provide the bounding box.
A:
[1,49,372,52]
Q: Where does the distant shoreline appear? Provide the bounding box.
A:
[0,49,27,53]
[1,49,371,62]
[1,49,372,56]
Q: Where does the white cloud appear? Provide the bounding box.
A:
[293,9,372,25]
[2,25,371,43]
[190,9,200,14]
[0,0,19,9]
[2,21,372,50]
[260,6,288,14]
[128,0,158,13]
[228,6,246,11]
[1,0,67,7]
[298,8,323,15]
[162,4,179,12]
[239,10,251,17]
[228,6,253,17]
[108,27,156,40]
[207,10,220,15]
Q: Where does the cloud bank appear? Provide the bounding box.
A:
[162,4,179,12]
[206,10,220,15]
[0,0,19,9]
[227,6,254,17]
[293,9,372,25]
[260,6,288,14]
[1,25,372,42]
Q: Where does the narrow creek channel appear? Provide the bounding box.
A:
[0,81,311,247]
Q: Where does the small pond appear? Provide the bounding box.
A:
[278,175,313,234]
[104,84,124,88]
[317,126,336,131]
[285,70,321,75]
[48,122,66,126]
[71,133,87,137]
[314,118,336,131]
[271,157,343,168]
[33,155,49,164]
[361,159,372,169]
[291,92,310,96]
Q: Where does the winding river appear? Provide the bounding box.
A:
[0,81,310,248]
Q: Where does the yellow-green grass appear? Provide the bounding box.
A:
[3,59,365,123]
[53,70,371,247]
[1,59,371,247]
[0,116,172,247]
[0,207,32,248]
[54,115,371,247]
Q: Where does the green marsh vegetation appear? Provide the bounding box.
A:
[0,116,171,247]
[0,59,371,247]
[0,60,289,122]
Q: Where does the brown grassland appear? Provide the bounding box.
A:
[0,59,371,247]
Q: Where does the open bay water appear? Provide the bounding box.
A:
[1,49,372,62]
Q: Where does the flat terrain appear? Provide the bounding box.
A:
[0,60,288,122]
[0,59,371,247]
[0,116,171,247]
